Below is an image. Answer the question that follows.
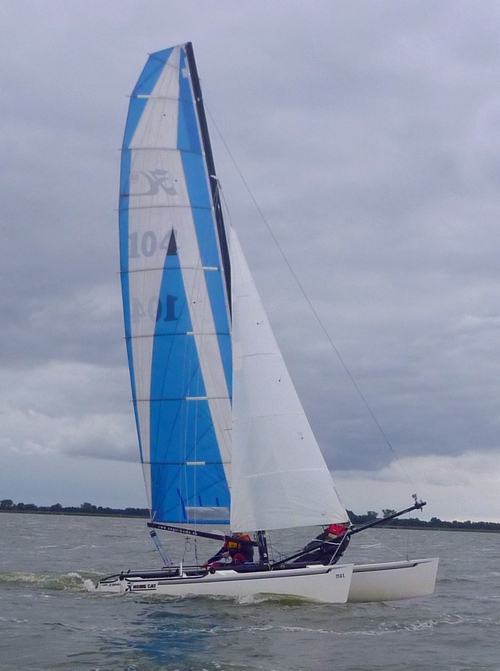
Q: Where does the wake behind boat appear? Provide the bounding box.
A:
[95,43,438,603]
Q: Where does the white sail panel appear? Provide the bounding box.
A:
[230,228,348,532]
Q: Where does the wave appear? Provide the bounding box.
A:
[0,571,93,591]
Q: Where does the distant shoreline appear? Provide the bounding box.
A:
[1,502,499,532]
[0,509,148,519]
[0,500,149,519]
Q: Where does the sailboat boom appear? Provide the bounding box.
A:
[148,521,258,546]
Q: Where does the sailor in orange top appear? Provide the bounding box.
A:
[295,523,350,565]
[204,533,254,567]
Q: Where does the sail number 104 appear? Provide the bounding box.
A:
[129,231,170,258]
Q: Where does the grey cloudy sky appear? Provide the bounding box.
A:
[1,0,500,522]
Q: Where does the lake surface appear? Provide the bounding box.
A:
[0,513,499,670]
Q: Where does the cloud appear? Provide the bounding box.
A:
[335,450,500,523]
[0,360,136,460]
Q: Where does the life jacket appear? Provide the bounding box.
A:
[225,534,251,550]
[326,524,348,538]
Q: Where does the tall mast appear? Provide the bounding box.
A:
[185,42,231,310]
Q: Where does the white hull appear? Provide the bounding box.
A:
[348,557,439,602]
[97,558,439,603]
[96,563,354,603]
[96,557,438,603]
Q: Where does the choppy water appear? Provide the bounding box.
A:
[1,513,499,670]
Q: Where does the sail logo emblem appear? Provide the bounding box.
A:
[130,169,178,196]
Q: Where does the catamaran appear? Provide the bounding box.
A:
[96,43,438,603]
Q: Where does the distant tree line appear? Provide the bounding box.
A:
[1,499,499,531]
[0,499,148,518]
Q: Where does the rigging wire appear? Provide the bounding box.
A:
[207,108,416,491]
[150,529,172,567]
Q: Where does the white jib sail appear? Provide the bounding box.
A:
[229,228,349,532]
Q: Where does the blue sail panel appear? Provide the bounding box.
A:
[123,47,175,149]
[119,44,232,524]
[148,248,229,522]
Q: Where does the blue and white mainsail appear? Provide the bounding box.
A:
[119,45,232,524]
